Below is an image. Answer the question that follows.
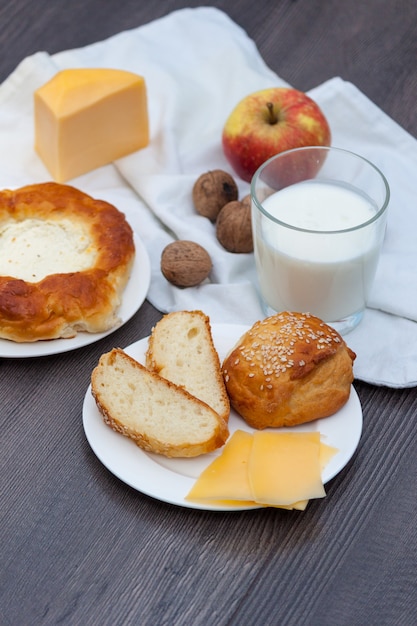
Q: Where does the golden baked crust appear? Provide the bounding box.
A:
[0,182,135,342]
[145,310,230,422]
[222,312,356,429]
[91,348,229,458]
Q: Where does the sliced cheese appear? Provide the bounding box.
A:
[186,429,336,510]
[320,441,339,471]
[273,500,308,511]
[34,68,149,182]
[185,430,253,502]
[249,431,326,506]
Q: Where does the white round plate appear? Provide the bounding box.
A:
[83,324,363,511]
[0,233,150,358]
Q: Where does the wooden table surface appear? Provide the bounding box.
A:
[1,1,416,625]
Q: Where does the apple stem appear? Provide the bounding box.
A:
[266,102,278,125]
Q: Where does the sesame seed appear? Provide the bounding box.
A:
[230,311,342,383]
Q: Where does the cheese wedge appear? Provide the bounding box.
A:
[34,68,149,182]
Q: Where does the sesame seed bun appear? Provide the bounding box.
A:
[222,312,356,429]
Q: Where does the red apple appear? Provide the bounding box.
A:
[222,87,331,182]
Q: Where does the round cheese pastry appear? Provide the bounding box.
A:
[0,182,135,342]
[222,311,356,429]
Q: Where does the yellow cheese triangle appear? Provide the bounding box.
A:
[248,431,326,506]
[185,430,253,502]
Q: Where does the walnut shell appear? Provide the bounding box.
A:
[161,240,212,287]
[216,201,253,253]
[241,193,251,209]
[192,170,238,221]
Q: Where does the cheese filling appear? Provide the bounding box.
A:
[0,218,97,282]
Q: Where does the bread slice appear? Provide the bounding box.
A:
[91,348,229,458]
[145,310,230,422]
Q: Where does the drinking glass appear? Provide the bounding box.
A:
[251,146,390,334]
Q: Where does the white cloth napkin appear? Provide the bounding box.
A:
[0,7,416,388]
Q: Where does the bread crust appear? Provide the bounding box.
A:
[0,182,135,342]
[222,312,356,429]
[91,348,229,458]
[146,310,230,422]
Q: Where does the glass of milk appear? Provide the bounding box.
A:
[251,146,390,334]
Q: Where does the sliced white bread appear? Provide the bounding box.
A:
[145,310,230,422]
[91,348,229,458]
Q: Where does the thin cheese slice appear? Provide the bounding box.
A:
[186,430,336,509]
[185,430,253,502]
[273,442,337,511]
[320,442,339,470]
[188,498,308,510]
[249,431,326,505]
[34,68,149,182]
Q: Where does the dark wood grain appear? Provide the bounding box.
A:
[1,1,416,625]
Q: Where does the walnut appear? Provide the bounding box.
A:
[240,193,251,209]
[160,240,212,287]
[216,200,253,253]
[192,170,238,221]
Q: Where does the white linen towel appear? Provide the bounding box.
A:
[0,7,416,387]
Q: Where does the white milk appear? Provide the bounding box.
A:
[254,180,381,322]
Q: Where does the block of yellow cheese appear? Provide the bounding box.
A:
[34,68,149,182]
